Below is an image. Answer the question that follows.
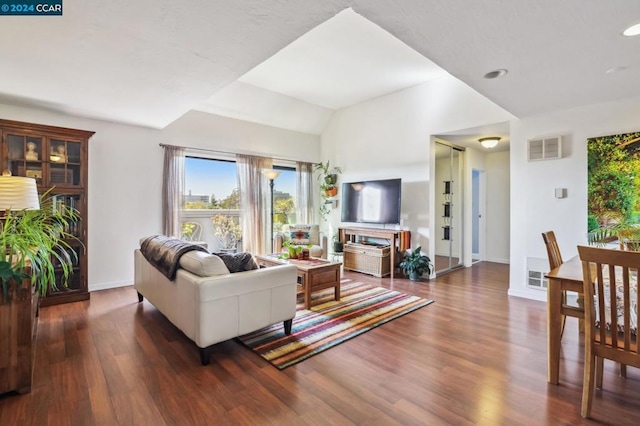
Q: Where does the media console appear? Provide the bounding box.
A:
[338,227,411,279]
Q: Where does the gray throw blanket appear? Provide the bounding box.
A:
[140,235,209,280]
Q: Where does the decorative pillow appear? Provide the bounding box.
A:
[179,251,230,276]
[214,252,259,273]
[289,225,311,245]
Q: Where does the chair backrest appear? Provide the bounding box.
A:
[577,245,639,365]
[282,224,320,245]
[181,222,202,242]
[542,231,564,270]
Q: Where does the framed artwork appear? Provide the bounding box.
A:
[587,131,640,242]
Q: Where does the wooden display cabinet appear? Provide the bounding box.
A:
[0,119,94,306]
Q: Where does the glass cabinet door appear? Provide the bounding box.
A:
[6,133,44,183]
[49,139,82,186]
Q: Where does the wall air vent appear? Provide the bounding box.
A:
[528,136,562,161]
[527,270,548,290]
[527,257,549,291]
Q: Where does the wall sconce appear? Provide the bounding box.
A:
[479,137,500,149]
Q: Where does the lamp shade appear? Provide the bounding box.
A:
[479,137,500,149]
[0,176,40,210]
[263,170,281,180]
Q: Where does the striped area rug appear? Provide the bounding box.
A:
[238,280,434,369]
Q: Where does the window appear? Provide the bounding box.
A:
[184,156,241,251]
[184,157,238,210]
[272,165,296,236]
[183,157,297,252]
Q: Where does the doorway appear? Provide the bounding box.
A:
[434,142,464,274]
[472,169,486,263]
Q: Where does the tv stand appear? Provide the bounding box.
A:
[338,227,411,279]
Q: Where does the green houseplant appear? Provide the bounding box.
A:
[279,240,312,259]
[332,234,343,253]
[212,214,242,251]
[399,246,433,281]
[315,161,342,221]
[0,191,80,302]
[0,185,79,395]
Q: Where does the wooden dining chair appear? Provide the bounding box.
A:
[577,245,639,418]
[542,231,571,336]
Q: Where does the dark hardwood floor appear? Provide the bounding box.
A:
[1,262,639,425]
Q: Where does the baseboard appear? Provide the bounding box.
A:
[507,287,547,302]
[89,280,132,292]
[484,257,510,264]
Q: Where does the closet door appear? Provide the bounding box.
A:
[435,142,464,274]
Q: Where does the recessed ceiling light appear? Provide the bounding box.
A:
[606,66,628,74]
[622,23,640,36]
[483,69,508,79]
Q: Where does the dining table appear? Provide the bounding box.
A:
[544,255,586,385]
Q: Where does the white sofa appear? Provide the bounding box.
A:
[134,249,297,365]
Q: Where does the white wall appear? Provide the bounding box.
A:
[485,151,510,263]
[0,104,320,291]
[321,75,514,262]
[509,96,640,301]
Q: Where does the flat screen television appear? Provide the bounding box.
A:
[341,178,401,224]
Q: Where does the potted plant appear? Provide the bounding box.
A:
[212,214,242,252]
[399,246,433,281]
[0,191,78,394]
[332,234,343,253]
[315,161,342,221]
[280,240,311,259]
[315,161,343,185]
[321,182,338,198]
[1,192,79,301]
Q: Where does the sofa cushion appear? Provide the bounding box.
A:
[179,251,230,276]
[214,252,259,273]
[289,225,311,244]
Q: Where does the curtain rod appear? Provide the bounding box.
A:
[158,143,309,164]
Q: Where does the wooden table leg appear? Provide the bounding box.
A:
[334,282,340,302]
[548,277,562,385]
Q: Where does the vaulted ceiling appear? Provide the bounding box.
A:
[1,1,639,134]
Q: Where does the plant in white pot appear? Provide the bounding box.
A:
[212,214,242,252]
[399,246,433,281]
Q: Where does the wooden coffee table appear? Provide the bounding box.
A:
[255,254,341,309]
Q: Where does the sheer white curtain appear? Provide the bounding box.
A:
[162,145,185,238]
[236,154,272,254]
[296,161,315,224]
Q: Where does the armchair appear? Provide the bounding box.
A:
[274,224,328,259]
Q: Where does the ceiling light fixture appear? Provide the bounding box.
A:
[622,23,640,37]
[483,69,508,79]
[479,137,500,149]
